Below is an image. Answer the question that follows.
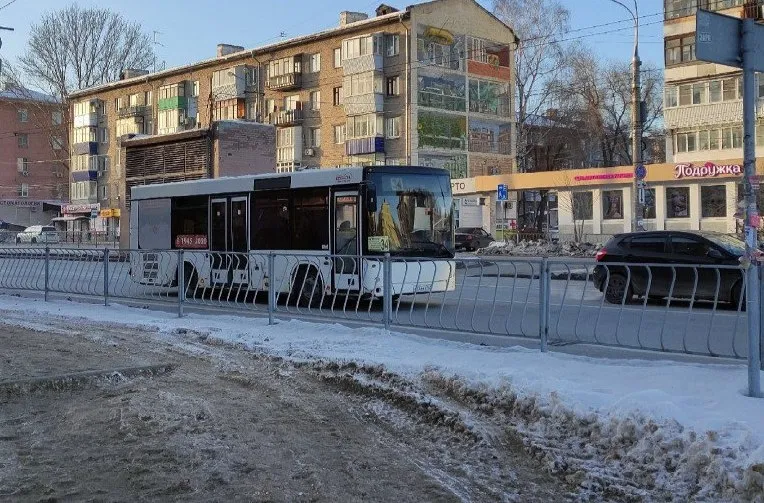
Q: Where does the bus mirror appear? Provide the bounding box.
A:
[365,183,377,212]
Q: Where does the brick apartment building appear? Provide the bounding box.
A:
[0,84,67,229]
[66,0,518,241]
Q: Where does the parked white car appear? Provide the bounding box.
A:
[15,225,59,244]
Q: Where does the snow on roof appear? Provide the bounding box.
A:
[0,85,58,104]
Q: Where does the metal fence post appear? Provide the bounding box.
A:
[268,252,276,325]
[383,252,392,331]
[538,258,549,352]
[177,250,185,318]
[103,248,109,306]
[44,246,49,302]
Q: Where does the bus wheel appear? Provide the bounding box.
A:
[292,267,323,308]
[183,264,198,299]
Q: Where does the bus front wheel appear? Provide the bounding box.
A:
[292,267,323,308]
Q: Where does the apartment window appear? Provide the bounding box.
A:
[758,121,764,146]
[101,185,108,201]
[17,133,28,148]
[309,127,321,148]
[691,82,706,104]
[678,84,692,106]
[602,190,624,220]
[710,80,722,102]
[19,183,29,198]
[333,86,344,106]
[709,128,720,149]
[268,57,301,78]
[722,78,737,100]
[664,0,695,20]
[386,76,400,96]
[701,185,727,218]
[284,94,300,110]
[115,97,123,110]
[333,47,342,68]
[310,90,321,110]
[385,116,401,139]
[52,110,63,125]
[665,35,695,66]
[17,157,28,174]
[344,71,383,96]
[265,99,276,114]
[51,135,63,150]
[722,126,743,149]
[346,114,383,139]
[308,53,321,73]
[666,187,690,218]
[699,130,710,150]
[159,83,185,99]
[386,34,400,57]
[129,93,139,106]
[145,90,153,106]
[664,86,678,108]
[571,192,593,221]
[334,124,346,144]
[676,132,696,152]
[17,108,28,122]
[342,34,379,60]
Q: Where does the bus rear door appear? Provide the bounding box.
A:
[209,196,249,285]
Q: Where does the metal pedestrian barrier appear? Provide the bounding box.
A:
[0,247,759,396]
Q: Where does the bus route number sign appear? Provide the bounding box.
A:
[175,234,208,249]
[368,236,390,252]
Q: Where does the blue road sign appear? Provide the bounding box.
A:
[635,163,647,180]
[497,184,508,201]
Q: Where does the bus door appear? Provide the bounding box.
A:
[333,192,360,291]
[210,198,229,284]
[229,196,249,284]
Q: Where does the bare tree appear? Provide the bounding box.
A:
[19,4,154,100]
[554,47,663,167]
[492,0,572,173]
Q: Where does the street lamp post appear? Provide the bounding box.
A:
[607,0,643,231]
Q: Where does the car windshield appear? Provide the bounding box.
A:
[42,226,55,232]
[366,172,454,257]
[456,228,478,234]
[705,233,746,256]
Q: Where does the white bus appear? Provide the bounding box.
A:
[129,166,456,304]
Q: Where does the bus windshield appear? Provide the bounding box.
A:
[366,172,454,257]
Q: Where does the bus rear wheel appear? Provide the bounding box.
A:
[292,267,323,308]
[182,264,198,299]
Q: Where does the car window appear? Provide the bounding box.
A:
[672,236,709,256]
[705,233,745,256]
[627,236,667,253]
[42,226,55,232]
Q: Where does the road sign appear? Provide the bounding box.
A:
[90,208,98,219]
[636,180,647,189]
[696,10,764,72]
[497,184,508,201]
[635,163,647,180]
[638,188,646,205]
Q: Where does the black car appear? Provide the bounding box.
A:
[455,227,494,251]
[592,231,746,305]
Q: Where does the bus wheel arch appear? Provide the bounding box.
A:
[182,262,199,297]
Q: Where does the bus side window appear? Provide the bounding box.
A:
[292,188,329,251]
[251,191,291,250]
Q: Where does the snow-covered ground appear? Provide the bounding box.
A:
[1,294,762,501]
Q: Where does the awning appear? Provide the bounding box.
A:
[51,215,90,222]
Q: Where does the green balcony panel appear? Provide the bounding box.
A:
[158,96,188,111]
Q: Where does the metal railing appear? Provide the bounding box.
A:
[0,230,119,248]
[0,247,760,395]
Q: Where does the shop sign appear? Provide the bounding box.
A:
[674,162,742,179]
[99,208,122,218]
[62,203,100,214]
[175,234,208,249]
[0,199,42,208]
[450,178,476,194]
[573,173,633,182]
[461,198,479,207]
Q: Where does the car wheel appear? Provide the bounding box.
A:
[604,273,633,304]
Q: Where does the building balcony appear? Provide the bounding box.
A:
[157,126,187,135]
[158,96,188,111]
[267,72,302,91]
[73,113,100,128]
[342,54,384,75]
[71,170,98,182]
[118,105,149,118]
[343,93,384,116]
[268,108,304,126]
[72,142,99,155]
[345,136,385,156]
[213,82,246,100]
[663,101,760,130]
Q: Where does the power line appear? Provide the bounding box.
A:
[0,0,19,12]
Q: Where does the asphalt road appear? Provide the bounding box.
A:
[0,254,749,360]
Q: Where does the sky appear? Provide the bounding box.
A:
[0,0,665,78]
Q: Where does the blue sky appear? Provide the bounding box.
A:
[0,0,665,73]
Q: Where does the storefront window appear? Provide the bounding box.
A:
[572,192,593,221]
[602,190,624,220]
[701,185,727,218]
[666,187,690,218]
[643,188,656,219]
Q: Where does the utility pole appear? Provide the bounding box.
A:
[606,0,643,231]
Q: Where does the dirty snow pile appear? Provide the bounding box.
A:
[1,295,763,501]
[478,239,601,258]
